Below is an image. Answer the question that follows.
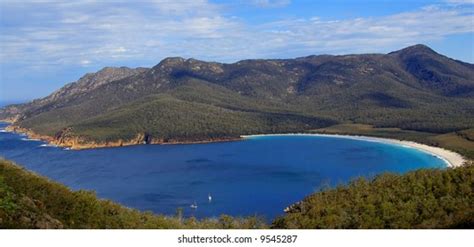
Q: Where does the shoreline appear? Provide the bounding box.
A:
[0,123,242,150]
[0,122,466,167]
[242,133,466,168]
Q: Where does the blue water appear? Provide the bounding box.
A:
[0,122,446,220]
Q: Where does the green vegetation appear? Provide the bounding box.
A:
[312,124,474,159]
[0,45,472,229]
[0,159,266,229]
[1,44,472,146]
[1,158,473,229]
[71,94,335,143]
[273,162,474,229]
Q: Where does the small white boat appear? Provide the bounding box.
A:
[190,201,198,209]
[208,193,212,203]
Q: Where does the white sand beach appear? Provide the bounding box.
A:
[241,133,466,168]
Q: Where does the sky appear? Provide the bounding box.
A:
[0,0,473,102]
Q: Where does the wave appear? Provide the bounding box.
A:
[21,137,41,141]
[39,143,58,148]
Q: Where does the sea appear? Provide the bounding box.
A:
[0,122,446,220]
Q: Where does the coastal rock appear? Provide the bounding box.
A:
[34,214,64,229]
[6,124,241,150]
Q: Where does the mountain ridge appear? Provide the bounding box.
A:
[1,44,473,149]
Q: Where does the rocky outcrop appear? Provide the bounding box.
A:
[5,125,240,150]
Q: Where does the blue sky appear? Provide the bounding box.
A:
[0,0,473,102]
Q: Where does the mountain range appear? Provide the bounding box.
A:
[1,44,473,149]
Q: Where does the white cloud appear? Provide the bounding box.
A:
[250,0,291,8]
[253,4,473,56]
[0,0,472,72]
[61,14,90,24]
[445,0,474,4]
[80,59,91,65]
[114,47,127,53]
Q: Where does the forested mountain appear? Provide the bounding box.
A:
[1,44,473,149]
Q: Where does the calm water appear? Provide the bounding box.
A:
[0,122,446,220]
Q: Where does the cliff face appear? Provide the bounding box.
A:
[2,44,474,148]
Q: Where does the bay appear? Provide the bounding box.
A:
[0,122,446,220]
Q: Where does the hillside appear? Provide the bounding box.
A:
[1,159,472,229]
[0,159,265,229]
[273,162,474,229]
[1,44,473,149]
